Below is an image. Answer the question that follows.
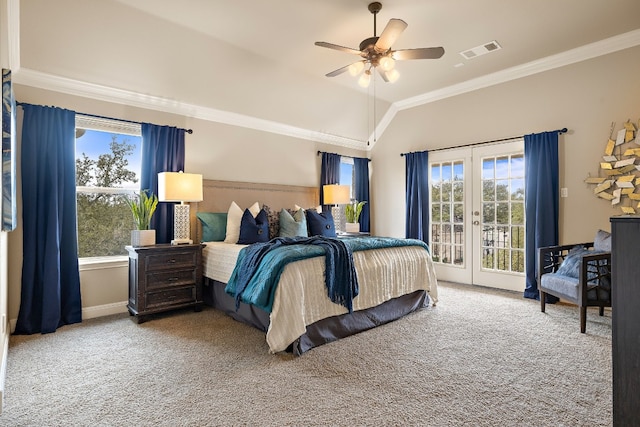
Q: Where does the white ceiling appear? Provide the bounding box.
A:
[12,0,640,149]
[112,0,640,103]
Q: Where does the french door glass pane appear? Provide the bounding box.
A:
[431,161,464,266]
[480,153,525,274]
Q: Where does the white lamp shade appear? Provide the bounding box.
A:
[384,68,400,83]
[157,172,203,202]
[348,61,365,76]
[323,184,351,205]
[358,71,371,88]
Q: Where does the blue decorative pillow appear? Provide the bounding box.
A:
[556,245,608,282]
[305,209,336,237]
[196,212,227,242]
[556,246,590,278]
[238,208,269,244]
[279,208,308,238]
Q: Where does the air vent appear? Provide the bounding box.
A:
[460,40,502,60]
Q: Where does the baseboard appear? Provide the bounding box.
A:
[0,319,9,415]
[82,301,129,320]
[9,301,129,333]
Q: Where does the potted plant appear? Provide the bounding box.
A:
[345,200,367,233]
[123,189,158,246]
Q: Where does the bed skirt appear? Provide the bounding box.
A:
[203,277,429,356]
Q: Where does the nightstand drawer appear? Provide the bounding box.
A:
[146,286,196,309]
[146,269,196,289]
[145,251,197,271]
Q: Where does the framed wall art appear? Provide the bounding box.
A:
[2,68,17,231]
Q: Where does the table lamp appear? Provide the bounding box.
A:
[158,171,203,245]
[323,184,351,233]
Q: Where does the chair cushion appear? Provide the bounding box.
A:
[541,273,580,299]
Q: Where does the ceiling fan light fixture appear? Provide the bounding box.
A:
[358,70,372,88]
[348,61,365,76]
[384,68,400,83]
[379,55,395,71]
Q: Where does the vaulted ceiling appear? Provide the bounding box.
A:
[10,0,640,149]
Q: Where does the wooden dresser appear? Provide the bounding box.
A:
[610,215,640,425]
[126,243,204,323]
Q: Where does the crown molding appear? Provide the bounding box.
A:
[7,0,640,154]
[13,68,369,151]
[367,29,640,149]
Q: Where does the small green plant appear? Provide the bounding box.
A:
[345,201,367,223]
[123,189,158,230]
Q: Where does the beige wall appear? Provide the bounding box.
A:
[370,46,640,244]
[7,85,366,323]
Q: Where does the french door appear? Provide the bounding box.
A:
[429,140,526,292]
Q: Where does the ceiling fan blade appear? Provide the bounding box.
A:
[374,19,407,52]
[377,67,390,83]
[315,41,362,56]
[325,64,353,77]
[393,47,445,60]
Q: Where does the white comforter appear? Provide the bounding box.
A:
[203,241,438,353]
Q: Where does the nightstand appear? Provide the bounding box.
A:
[126,243,204,323]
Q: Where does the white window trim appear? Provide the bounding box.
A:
[78,256,128,271]
[76,115,141,136]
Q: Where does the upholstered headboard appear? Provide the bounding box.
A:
[190,179,319,243]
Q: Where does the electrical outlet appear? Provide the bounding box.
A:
[560,188,568,198]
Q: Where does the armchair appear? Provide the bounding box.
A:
[537,230,612,333]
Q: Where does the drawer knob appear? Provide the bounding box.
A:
[167,259,177,264]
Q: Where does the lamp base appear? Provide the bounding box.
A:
[331,205,346,234]
[173,204,191,242]
[171,238,193,245]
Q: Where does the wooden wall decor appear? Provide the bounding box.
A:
[585,119,639,214]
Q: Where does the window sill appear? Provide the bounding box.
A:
[79,256,128,271]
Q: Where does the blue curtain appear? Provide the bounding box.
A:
[319,152,341,208]
[15,105,82,334]
[140,124,185,244]
[354,157,370,232]
[405,151,429,241]
[524,131,560,300]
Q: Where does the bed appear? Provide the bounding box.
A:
[191,180,438,355]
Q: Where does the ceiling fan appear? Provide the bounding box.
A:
[315,2,444,87]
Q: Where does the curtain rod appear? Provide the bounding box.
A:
[400,127,567,157]
[317,150,371,162]
[17,101,193,134]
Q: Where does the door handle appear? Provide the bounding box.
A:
[473,220,480,225]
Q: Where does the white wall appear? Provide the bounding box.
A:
[371,46,640,245]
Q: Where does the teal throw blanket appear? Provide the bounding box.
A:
[225,236,430,313]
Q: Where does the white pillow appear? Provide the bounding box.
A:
[224,201,260,244]
[294,204,322,213]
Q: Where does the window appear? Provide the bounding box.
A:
[339,157,355,200]
[75,116,142,258]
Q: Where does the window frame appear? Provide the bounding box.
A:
[75,115,142,266]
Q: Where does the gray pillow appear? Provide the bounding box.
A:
[593,229,611,252]
[279,208,308,238]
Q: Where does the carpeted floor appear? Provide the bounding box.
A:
[2,282,612,426]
